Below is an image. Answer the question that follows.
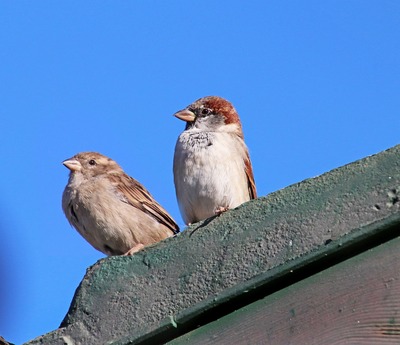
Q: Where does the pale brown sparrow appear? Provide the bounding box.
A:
[62,152,179,255]
[173,96,257,225]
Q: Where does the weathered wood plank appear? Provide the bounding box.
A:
[169,235,400,345]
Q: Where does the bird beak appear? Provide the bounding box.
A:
[174,109,196,122]
[63,158,82,172]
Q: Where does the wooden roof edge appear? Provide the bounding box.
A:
[117,212,400,345]
[25,144,400,345]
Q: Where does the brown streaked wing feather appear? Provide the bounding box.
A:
[110,173,179,234]
[244,154,257,199]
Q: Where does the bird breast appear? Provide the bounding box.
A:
[174,131,250,223]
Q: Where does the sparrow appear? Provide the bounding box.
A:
[62,152,179,256]
[173,96,257,225]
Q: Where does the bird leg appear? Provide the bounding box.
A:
[124,243,145,256]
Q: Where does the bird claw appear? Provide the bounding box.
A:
[214,206,229,216]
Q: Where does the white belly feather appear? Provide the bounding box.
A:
[174,131,249,224]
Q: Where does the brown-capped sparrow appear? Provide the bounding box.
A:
[173,96,257,225]
[62,152,179,256]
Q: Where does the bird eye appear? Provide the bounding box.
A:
[88,159,97,166]
[201,108,210,115]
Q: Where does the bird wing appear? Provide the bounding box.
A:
[111,173,179,234]
[244,154,257,199]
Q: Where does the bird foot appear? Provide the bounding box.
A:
[124,243,145,256]
[214,206,229,216]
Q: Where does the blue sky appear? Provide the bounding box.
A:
[1,1,399,344]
